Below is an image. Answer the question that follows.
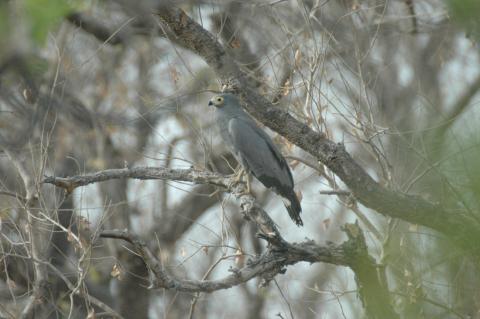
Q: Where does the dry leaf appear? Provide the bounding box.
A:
[230,38,241,48]
[67,227,75,242]
[234,249,245,267]
[22,88,34,104]
[6,278,16,289]
[322,218,331,230]
[282,79,291,96]
[111,263,123,280]
[202,246,209,255]
[352,1,360,10]
[170,66,179,85]
[294,49,302,65]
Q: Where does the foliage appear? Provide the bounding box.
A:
[448,0,480,39]
[24,0,73,44]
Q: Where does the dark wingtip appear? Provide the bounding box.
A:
[285,193,303,226]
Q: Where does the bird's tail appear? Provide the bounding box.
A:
[284,191,303,226]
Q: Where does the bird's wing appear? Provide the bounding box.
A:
[228,117,294,192]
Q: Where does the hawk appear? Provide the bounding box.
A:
[209,93,303,226]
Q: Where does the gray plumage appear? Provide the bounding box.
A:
[208,93,303,226]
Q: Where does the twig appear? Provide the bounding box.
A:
[99,229,349,293]
[152,3,480,252]
[5,149,50,319]
[319,190,351,196]
[0,190,27,203]
[98,223,397,317]
[44,262,124,318]
[44,166,282,241]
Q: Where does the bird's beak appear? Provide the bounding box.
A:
[208,100,213,106]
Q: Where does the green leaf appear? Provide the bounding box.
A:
[448,0,480,39]
[0,4,9,55]
[24,0,73,44]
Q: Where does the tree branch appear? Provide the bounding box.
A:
[100,222,398,317]
[67,3,475,246]
[342,223,399,319]
[44,167,226,193]
[67,12,128,45]
[153,4,480,251]
[99,226,341,292]
[43,166,281,240]
[45,167,398,316]
[5,150,51,319]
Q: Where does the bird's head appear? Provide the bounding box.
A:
[208,93,237,109]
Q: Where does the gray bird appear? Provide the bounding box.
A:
[209,93,303,226]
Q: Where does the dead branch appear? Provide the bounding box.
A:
[100,225,344,291]
[5,150,51,319]
[99,222,398,318]
[43,166,281,239]
[45,165,397,316]
[153,4,480,251]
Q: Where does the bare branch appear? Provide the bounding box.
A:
[100,228,345,293]
[44,166,281,239]
[99,221,398,319]
[153,4,480,250]
[46,166,397,317]
[44,262,124,319]
[319,190,351,196]
[5,150,51,319]
[67,12,128,45]
[0,190,27,203]
[44,167,227,193]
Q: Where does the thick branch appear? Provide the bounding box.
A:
[153,4,480,250]
[44,167,226,193]
[343,223,399,319]
[44,167,281,240]
[45,167,397,316]
[67,3,475,244]
[100,222,397,319]
[100,229,346,293]
[67,13,128,45]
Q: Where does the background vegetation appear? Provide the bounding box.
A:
[1,0,480,318]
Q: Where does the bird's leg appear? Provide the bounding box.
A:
[231,167,252,195]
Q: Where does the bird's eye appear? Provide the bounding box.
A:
[217,97,223,102]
